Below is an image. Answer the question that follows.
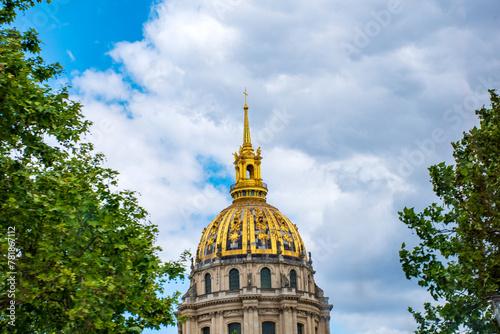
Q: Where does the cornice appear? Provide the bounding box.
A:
[179,291,325,311]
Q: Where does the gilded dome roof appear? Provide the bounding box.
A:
[196,199,306,265]
[195,92,307,265]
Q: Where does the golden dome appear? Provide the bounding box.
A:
[195,91,307,266]
[195,199,307,265]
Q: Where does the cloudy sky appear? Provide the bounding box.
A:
[16,0,500,333]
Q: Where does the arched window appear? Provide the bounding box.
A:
[205,273,211,294]
[229,269,239,291]
[202,327,210,334]
[297,323,304,334]
[246,164,254,179]
[262,321,276,334]
[260,267,271,289]
[290,270,297,289]
[228,323,241,334]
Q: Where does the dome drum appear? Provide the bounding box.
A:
[178,260,332,334]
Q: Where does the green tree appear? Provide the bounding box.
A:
[0,1,187,332]
[399,90,500,333]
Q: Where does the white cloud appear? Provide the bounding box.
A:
[66,49,75,61]
[72,69,131,101]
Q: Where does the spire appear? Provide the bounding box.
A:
[243,89,251,147]
[230,90,267,203]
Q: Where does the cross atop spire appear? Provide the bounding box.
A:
[243,89,251,147]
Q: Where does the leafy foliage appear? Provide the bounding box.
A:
[0,0,47,25]
[400,91,500,333]
[0,1,187,332]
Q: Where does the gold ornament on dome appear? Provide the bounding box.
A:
[231,220,241,231]
[256,221,267,230]
[230,211,242,231]
[207,237,215,246]
[255,209,264,219]
[229,232,240,246]
[257,231,270,240]
[280,222,288,232]
[209,223,218,236]
[255,209,267,230]
[283,233,293,243]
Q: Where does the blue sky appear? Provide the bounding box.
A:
[11,1,500,333]
[17,0,150,72]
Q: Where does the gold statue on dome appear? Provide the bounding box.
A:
[257,147,261,156]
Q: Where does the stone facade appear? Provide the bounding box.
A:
[178,254,332,334]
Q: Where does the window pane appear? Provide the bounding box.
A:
[262,321,276,334]
[205,273,211,294]
[290,270,297,289]
[261,267,271,289]
[228,322,241,334]
[202,327,210,334]
[297,323,304,334]
[229,269,239,290]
